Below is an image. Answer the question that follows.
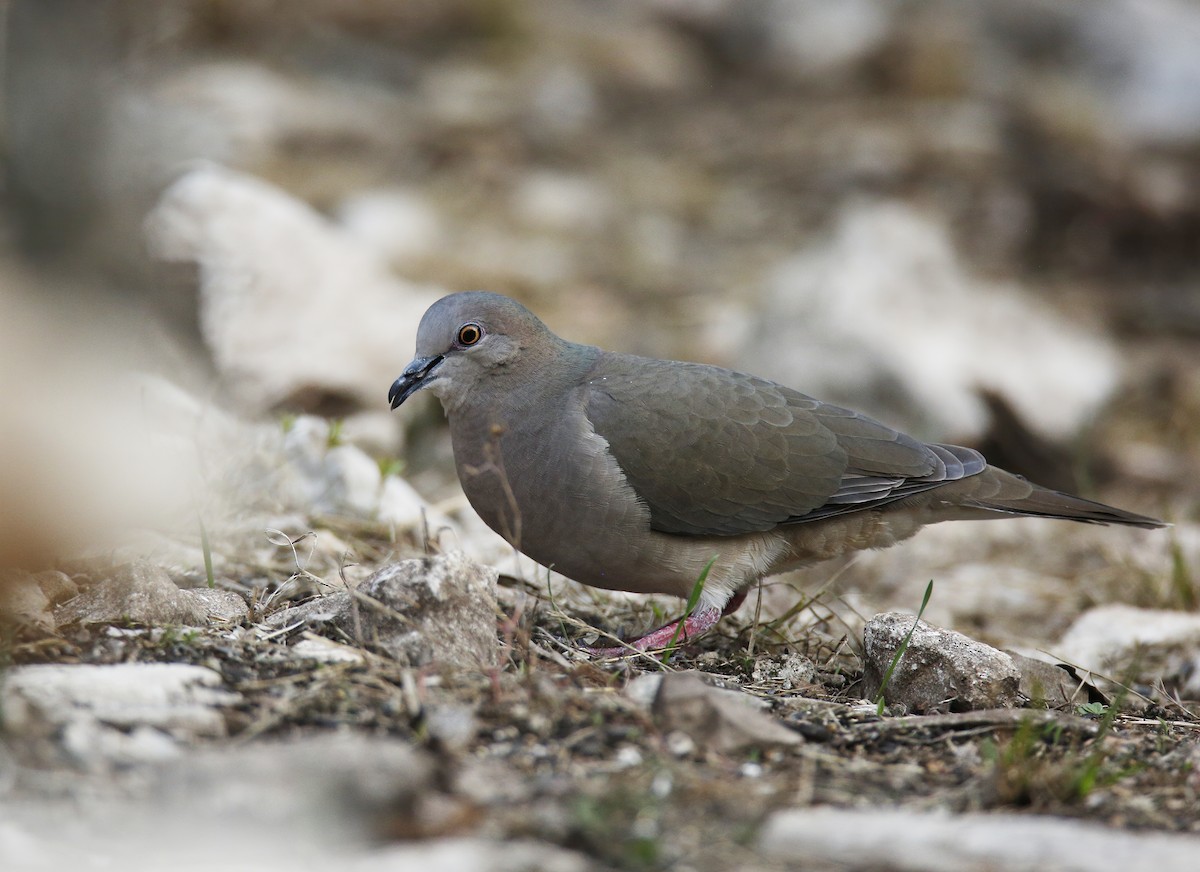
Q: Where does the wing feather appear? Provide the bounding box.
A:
[582,353,984,536]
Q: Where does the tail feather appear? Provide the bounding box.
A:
[959,466,1165,530]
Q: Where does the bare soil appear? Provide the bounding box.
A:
[9,550,1198,871]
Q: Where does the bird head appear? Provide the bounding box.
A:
[388,291,554,411]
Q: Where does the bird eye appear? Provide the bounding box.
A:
[457,322,483,346]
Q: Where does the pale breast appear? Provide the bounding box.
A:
[449,394,661,588]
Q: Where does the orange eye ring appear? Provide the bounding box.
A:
[457,322,483,346]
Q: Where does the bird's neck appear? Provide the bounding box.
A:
[442,340,597,430]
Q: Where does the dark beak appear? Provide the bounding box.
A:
[388,355,444,409]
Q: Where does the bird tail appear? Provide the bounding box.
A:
[953,466,1166,529]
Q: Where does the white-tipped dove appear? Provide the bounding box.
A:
[389,292,1164,653]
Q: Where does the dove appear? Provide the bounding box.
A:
[389,292,1164,653]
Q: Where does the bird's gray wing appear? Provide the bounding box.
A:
[582,355,985,536]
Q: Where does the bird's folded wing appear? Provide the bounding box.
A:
[582,356,985,536]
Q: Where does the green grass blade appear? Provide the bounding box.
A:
[874,579,934,715]
[663,556,717,663]
[1169,535,1196,610]
[199,517,215,589]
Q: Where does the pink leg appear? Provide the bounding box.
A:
[584,589,748,658]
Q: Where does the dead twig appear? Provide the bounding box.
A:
[852,707,1101,738]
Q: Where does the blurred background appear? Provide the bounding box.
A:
[1,0,1198,572]
[3,6,1200,865]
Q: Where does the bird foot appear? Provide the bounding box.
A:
[583,590,750,658]
[584,605,723,658]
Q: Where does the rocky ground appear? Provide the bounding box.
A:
[2,2,1200,870]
